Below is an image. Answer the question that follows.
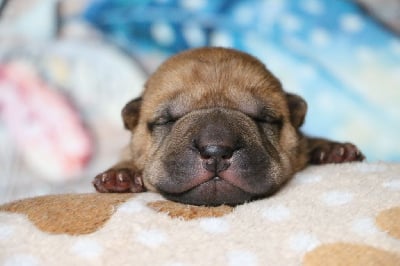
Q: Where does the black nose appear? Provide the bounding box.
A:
[199,145,234,173]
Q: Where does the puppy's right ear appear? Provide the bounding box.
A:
[122,97,142,130]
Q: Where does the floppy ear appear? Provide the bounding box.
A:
[122,97,142,130]
[286,93,307,128]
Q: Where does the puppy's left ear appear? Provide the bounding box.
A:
[122,97,142,130]
[286,93,307,128]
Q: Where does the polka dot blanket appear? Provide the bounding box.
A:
[1,162,399,265]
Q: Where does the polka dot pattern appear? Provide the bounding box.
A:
[179,0,206,10]
[301,0,325,15]
[84,0,400,162]
[70,239,103,259]
[351,217,380,236]
[356,46,375,61]
[280,13,302,32]
[227,250,258,266]
[383,180,400,191]
[135,229,168,248]
[0,163,399,265]
[321,190,353,206]
[3,254,39,266]
[340,14,364,33]
[199,217,230,234]
[233,5,254,26]
[288,232,320,252]
[293,172,321,185]
[151,22,176,46]
[310,28,331,47]
[118,200,146,214]
[182,23,206,47]
[391,40,400,55]
[262,205,291,222]
[210,31,233,47]
[0,224,14,240]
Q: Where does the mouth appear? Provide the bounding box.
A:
[160,176,255,206]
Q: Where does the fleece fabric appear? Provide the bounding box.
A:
[0,162,399,265]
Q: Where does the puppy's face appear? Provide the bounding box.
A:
[125,48,307,206]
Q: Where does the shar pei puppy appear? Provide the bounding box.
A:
[93,47,364,206]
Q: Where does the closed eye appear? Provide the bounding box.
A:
[147,116,179,131]
[252,115,281,124]
[251,115,283,129]
[249,104,283,128]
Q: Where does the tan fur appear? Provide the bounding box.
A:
[94,47,364,206]
[133,48,305,189]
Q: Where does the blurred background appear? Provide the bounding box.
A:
[0,0,399,204]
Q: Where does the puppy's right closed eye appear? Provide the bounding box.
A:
[148,116,179,131]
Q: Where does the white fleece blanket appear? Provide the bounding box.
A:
[0,162,399,265]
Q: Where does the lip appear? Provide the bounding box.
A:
[160,178,254,206]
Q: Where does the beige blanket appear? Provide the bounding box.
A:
[1,162,399,265]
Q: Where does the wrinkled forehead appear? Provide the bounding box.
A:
[141,51,287,119]
[165,89,284,120]
[142,87,288,123]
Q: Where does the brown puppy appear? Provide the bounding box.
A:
[93,47,364,206]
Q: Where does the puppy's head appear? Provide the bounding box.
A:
[124,47,308,206]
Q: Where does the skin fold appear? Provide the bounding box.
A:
[93,47,364,206]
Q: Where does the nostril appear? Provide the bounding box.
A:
[222,154,231,160]
[202,154,211,160]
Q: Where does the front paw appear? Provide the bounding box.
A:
[93,168,145,193]
[310,142,365,164]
